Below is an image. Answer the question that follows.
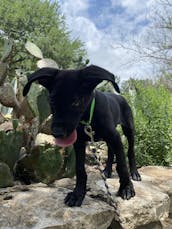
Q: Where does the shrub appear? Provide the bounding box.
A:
[126,82,172,166]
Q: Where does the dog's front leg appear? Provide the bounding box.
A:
[64,141,87,207]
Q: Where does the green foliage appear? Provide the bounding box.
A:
[125,80,172,166]
[159,72,172,92]
[0,0,87,70]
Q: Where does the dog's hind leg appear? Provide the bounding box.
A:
[121,125,141,181]
[104,144,114,178]
[104,129,135,200]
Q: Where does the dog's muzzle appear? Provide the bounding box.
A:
[52,126,67,138]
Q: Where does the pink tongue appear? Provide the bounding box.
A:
[55,130,77,148]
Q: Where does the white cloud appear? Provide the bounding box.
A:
[121,0,148,11]
[61,0,88,17]
[68,17,103,48]
[59,0,158,81]
[111,0,155,12]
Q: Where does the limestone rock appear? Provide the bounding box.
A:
[0,121,13,132]
[0,166,171,229]
[0,185,114,229]
[35,133,56,146]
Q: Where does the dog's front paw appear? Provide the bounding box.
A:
[64,190,86,207]
[117,182,135,200]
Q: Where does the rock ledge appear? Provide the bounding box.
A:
[0,166,171,229]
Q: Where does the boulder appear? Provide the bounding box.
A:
[0,185,114,229]
[87,166,171,229]
[0,166,171,229]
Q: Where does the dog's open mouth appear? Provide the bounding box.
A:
[54,130,77,148]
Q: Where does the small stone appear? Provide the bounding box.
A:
[3,194,13,200]
[35,133,56,146]
[20,186,30,192]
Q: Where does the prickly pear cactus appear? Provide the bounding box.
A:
[15,145,63,184]
[35,146,63,184]
[1,39,13,61]
[63,146,76,178]
[37,89,51,123]
[37,58,58,69]
[26,83,43,117]
[14,143,76,185]
[0,38,76,187]
[24,83,51,123]
[0,83,19,108]
[0,130,25,170]
[25,41,43,59]
[0,62,7,85]
[0,162,13,188]
[39,115,52,134]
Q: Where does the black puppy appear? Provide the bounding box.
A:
[23,65,141,207]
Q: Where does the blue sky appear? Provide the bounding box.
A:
[59,0,157,81]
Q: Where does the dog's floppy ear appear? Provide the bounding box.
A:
[81,65,120,93]
[23,68,59,96]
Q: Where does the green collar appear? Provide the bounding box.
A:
[80,97,95,126]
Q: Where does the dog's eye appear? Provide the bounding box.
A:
[72,100,80,107]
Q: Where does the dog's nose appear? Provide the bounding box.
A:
[52,126,66,138]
